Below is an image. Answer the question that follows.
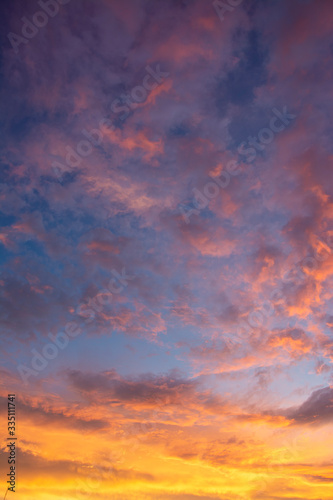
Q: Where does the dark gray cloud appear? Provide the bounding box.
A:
[286,386,333,425]
[66,369,198,405]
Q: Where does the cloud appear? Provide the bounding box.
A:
[66,369,199,406]
[0,395,109,431]
[0,447,79,479]
[1,0,333,498]
[286,386,333,425]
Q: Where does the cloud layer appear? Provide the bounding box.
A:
[1,0,333,498]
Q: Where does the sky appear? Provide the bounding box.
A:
[1,0,333,498]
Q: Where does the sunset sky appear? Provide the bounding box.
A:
[1,0,333,498]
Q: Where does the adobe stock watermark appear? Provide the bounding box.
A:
[7,0,71,54]
[237,106,296,163]
[213,0,311,24]
[75,452,120,500]
[75,394,175,499]
[179,106,296,224]
[213,0,244,22]
[52,64,169,179]
[17,267,134,384]
[255,431,308,497]
[178,159,241,224]
[238,231,333,336]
